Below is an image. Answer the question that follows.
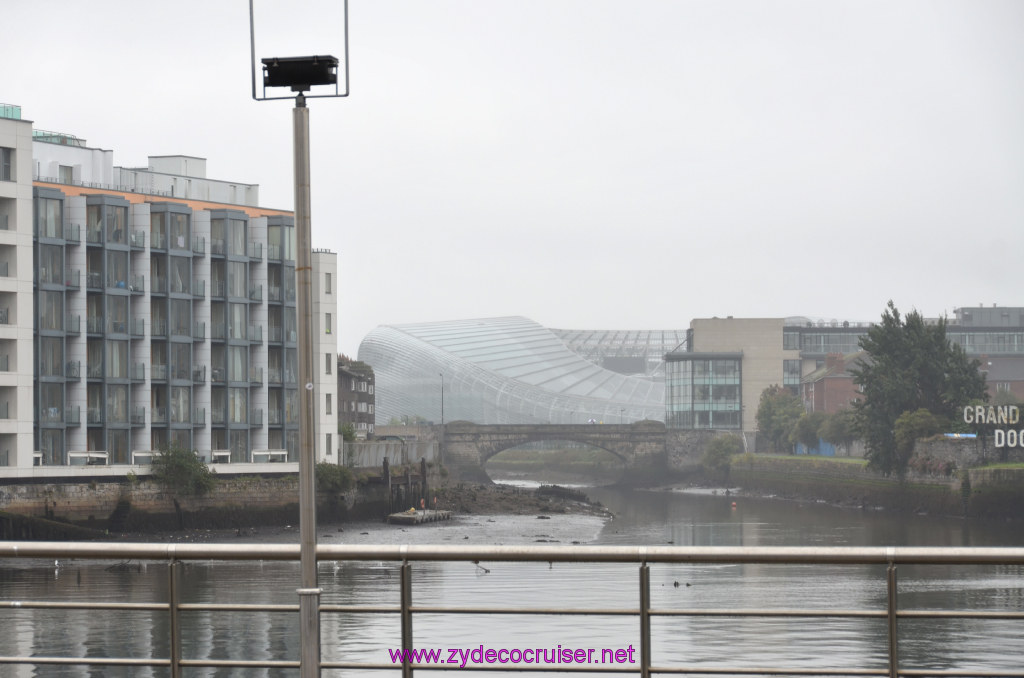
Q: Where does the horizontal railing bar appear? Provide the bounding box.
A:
[0,657,170,666]
[898,610,1024,620]
[5,542,1024,565]
[0,601,167,611]
[650,668,888,676]
[178,659,300,668]
[319,604,400,613]
[319,663,637,672]
[177,603,298,612]
[650,608,886,618]
[899,671,1024,677]
[409,606,638,615]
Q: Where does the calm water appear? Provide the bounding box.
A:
[1,484,1023,677]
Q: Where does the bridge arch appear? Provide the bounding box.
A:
[440,421,667,479]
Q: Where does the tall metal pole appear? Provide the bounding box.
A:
[293,93,321,677]
[439,373,444,425]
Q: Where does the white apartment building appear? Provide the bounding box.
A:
[0,103,338,478]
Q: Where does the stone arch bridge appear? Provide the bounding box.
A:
[439,420,668,479]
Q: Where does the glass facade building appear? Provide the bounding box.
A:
[665,353,742,430]
[358,317,667,425]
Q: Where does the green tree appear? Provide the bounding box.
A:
[819,408,858,456]
[852,301,988,476]
[150,444,215,496]
[790,411,827,451]
[702,433,744,481]
[756,385,804,453]
[339,422,356,442]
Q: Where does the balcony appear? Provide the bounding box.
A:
[86,315,103,334]
[0,354,8,372]
[211,366,226,384]
[171,365,190,382]
[0,308,9,325]
[268,408,283,426]
[211,408,225,426]
[65,405,80,426]
[152,232,167,250]
[211,238,226,256]
[130,317,145,338]
[151,364,168,381]
[269,326,283,343]
[86,224,102,245]
[87,363,102,379]
[248,325,262,344]
[192,235,205,256]
[131,406,146,426]
[131,363,145,382]
[211,323,226,341]
[193,321,206,340]
[151,276,167,294]
[130,274,145,294]
[86,271,102,290]
[249,366,263,385]
[151,320,168,338]
[130,229,146,249]
[65,223,81,244]
[192,408,205,427]
[249,408,263,427]
[268,368,282,385]
[248,242,263,260]
[108,319,127,335]
[66,314,81,335]
[211,280,226,299]
[64,269,80,290]
[151,406,167,425]
[248,285,262,303]
[268,243,282,261]
[268,285,282,303]
[192,279,205,299]
[192,365,206,384]
[87,407,102,425]
[65,360,80,380]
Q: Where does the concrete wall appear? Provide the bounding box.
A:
[343,441,437,468]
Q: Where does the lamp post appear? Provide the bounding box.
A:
[249,5,349,676]
[439,373,445,426]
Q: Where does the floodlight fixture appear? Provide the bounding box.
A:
[261,55,339,93]
[249,0,350,101]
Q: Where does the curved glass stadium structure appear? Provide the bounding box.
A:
[358,317,673,425]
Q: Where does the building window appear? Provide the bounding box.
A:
[326,433,332,455]
[325,353,331,374]
[1,148,12,182]
[325,313,332,334]
[326,393,332,415]
[325,272,332,294]
[59,165,73,184]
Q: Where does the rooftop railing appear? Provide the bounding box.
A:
[0,545,1023,676]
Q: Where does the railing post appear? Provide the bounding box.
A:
[401,562,414,678]
[887,563,899,678]
[640,563,651,678]
[169,560,182,678]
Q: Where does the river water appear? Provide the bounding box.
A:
[1,483,1023,677]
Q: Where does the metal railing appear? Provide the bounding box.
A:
[0,545,1023,676]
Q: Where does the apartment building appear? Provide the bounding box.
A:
[0,103,338,476]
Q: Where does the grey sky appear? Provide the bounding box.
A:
[5,1,1023,355]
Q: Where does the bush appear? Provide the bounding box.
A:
[316,462,355,493]
[151,445,215,496]
[702,434,744,481]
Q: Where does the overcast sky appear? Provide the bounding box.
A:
[5,1,1024,355]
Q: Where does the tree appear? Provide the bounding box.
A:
[851,301,988,476]
[819,408,858,456]
[756,385,805,453]
[791,411,827,451]
[151,444,215,496]
[339,422,356,442]
[702,433,744,481]
[893,408,945,471]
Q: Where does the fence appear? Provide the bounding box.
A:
[1,543,1023,676]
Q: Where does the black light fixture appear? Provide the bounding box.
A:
[261,55,339,93]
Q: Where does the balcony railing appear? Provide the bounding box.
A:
[192,407,205,427]
[193,321,206,340]
[268,408,283,425]
[86,407,102,425]
[65,360,80,379]
[87,363,102,379]
[268,285,282,302]
[131,317,145,337]
[248,284,263,302]
[131,363,145,381]
[150,275,167,294]
[151,406,167,425]
[249,366,263,385]
[211,367,226,383]
[86,316,102,334]
[130,406,146,426]
[65,405,80,426]
[86,224,102,244]
[151,320,168,337]
[130,229,146,249]
[64,269,80,289]
[65,223,80,243]
[193,365,206,384]
[152,232,167,250]
[66,314,81,335]
[211,238,226,256]
[130,274,145,293]
[192,235,205,255]
[248,241,263,260]
[211,408,225,425]
[249,408,263,427]
[192,279,206,298]
[211,280,226,298]
[151,364,168,381]
[248,325,262,344]
[0,354,7,372]
[268,243,282,260]
[86,271,102,290]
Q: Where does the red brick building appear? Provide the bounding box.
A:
[801,352,864,414]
